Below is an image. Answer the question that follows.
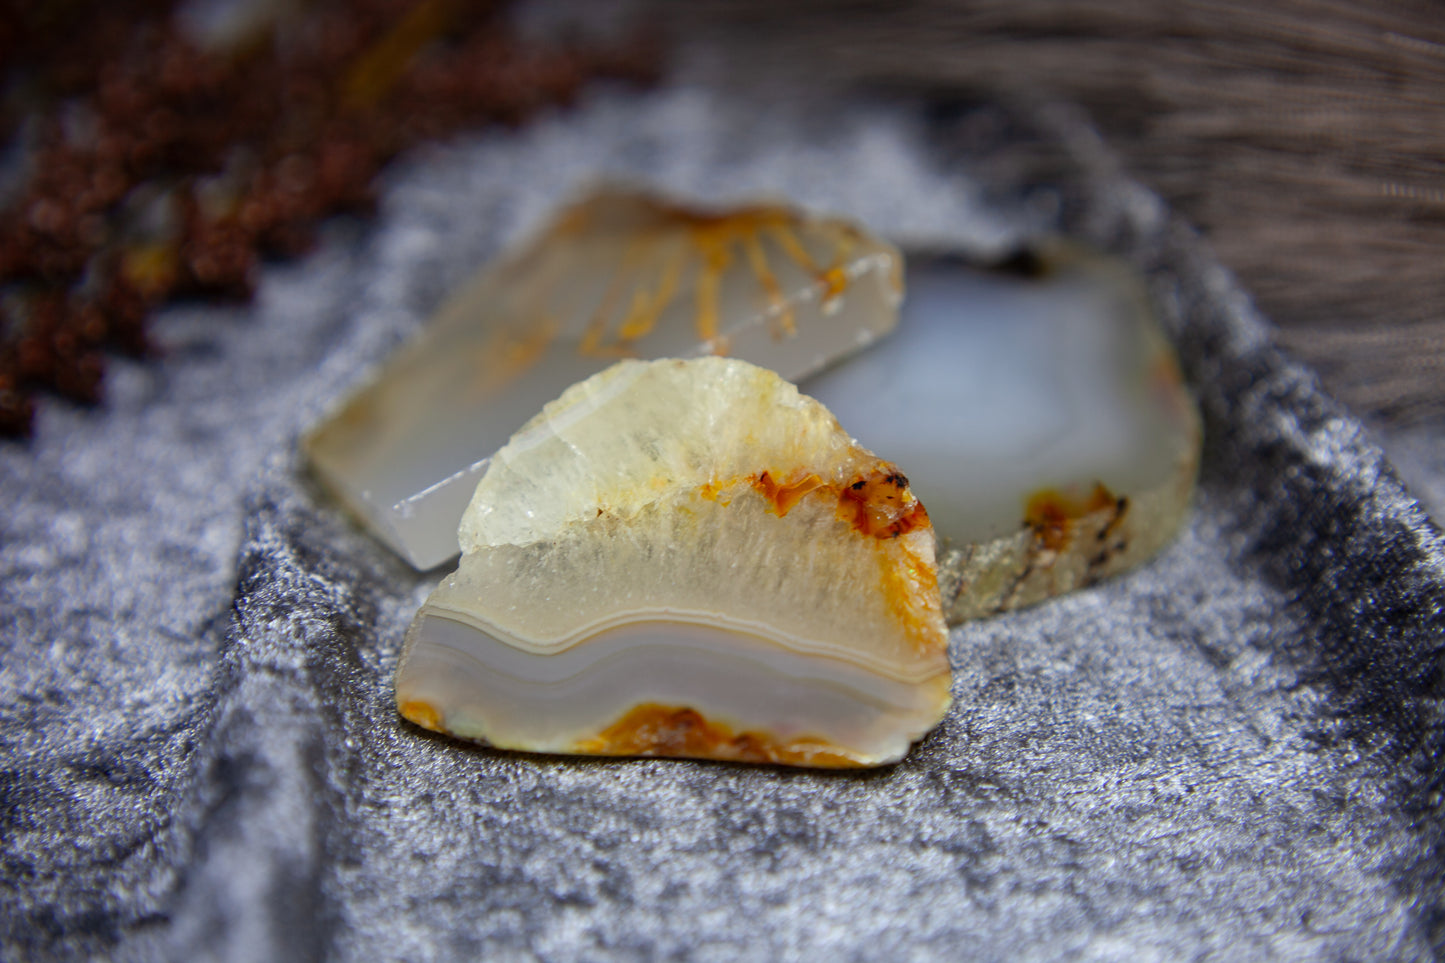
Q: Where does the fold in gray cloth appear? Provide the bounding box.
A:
[2,88,1441,961]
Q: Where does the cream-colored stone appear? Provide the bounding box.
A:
[396,358,951,768]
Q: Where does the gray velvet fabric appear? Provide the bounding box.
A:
[2,87,1442,962]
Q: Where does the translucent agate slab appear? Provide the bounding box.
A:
[802,246,1202,624]
[396,358,952,768]
[304,189,903,570]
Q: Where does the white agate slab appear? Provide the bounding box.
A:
[802,245,1201,623]
[395,358,952,768]
[304,189,903,570]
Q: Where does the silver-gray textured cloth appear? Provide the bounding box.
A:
[2,87,1442,961]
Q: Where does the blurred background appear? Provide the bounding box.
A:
[667,0,1445,429]
[4,0,1443,437]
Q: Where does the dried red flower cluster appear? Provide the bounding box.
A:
[0,0,656,436]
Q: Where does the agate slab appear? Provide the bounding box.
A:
[395,358,953,768]
[304,189,903,570]
[802,245,1201,623]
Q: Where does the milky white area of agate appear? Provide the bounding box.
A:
[303,189,903,570]
[802,247,1201,623]
[395,358,952,768]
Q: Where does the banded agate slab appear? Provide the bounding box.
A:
[396,358,953,768]
[305,189,903,570]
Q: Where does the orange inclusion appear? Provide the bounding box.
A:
[1023,483,1120,553]
[767,221,854,305]
[742,231,796,338]
[705,463,929,538]
[399,699,445,733]
[768,221,821,273]
[561,195,870,357]
[753,470,825,516]
[692,239,730,344]
[878,539,946,657]
[467,317,559,402]
[615,288,656,341]
[835,468,931,539]
[573,703,864,767]
[580,237,647,358]
[695,462,947,658]
[616,243,685,343]
[674,206,860,332]
[831,465,944,657]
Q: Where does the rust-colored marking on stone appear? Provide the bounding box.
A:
[557,193,871,359]
[752,470,826,517]
[699,461,928,536]
[832,464,944,654]
[468,317,559,402]
[836,467,930,539]
[398,699,445,733]
[696,462,945,657]
[1084,495,1133,580]
[1023,483,1119,553]
[879,538,946,656]
[742,230,796,339]
[574,703,864,767]
[820,265,849,304]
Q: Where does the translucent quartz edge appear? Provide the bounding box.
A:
[395,613,953,767]
[301,420,484,571]
[939,417,1201,625]
[301,448,491,571]
[418,597,950,686]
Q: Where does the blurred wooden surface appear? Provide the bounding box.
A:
[660,0,1445,424]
